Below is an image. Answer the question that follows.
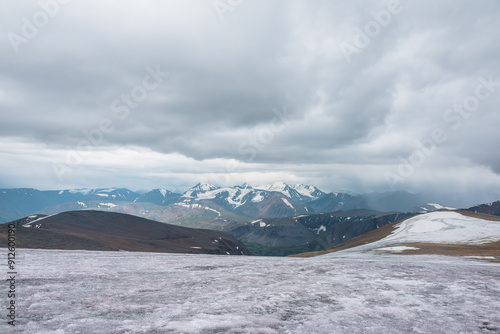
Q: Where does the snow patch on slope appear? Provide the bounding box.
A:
[251,192,264,202]
[68,188,93,195]
[427,203,455,210]
[22,214,56,227]
[99,203,118,208]
[281,198,294,209]
[330,212,500,256]
[382,212,500,245]
[255,182,323,200]
[175,203,221,216]
[316,225,326,234]
[375,246,420,253]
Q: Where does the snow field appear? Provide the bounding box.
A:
[332,212,500,255]
[3,249,499,333]
[385,212,500,244]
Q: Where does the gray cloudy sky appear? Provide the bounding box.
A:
[1,0,500,202]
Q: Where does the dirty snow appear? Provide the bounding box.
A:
[4,249,500,333]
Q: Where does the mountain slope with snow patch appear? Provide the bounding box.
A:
[304,211,500,260]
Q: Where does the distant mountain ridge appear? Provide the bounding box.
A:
[0,188,140,223]
[224,210,414,256]
[2,185,499,257]
[409,203,456,214]
[464,201,500,216]
[0,183,490,225]
[179,182,312,219]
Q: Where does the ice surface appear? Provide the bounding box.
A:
[3,249,499,333]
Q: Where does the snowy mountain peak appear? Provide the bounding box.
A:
[291,184,326,198]
[182,183,220,199]
[268,182,288,191]
[255,183,326,203]
[190,182,219,192]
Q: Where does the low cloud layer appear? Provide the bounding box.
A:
[1,0,499,204]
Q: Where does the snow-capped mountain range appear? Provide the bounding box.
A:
[0,183,322,224]
[0,182,484,225]
[182,182,326,205]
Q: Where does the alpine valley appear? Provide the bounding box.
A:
[1,182,499,256]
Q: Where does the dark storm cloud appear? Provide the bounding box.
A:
[1,0,499,198]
